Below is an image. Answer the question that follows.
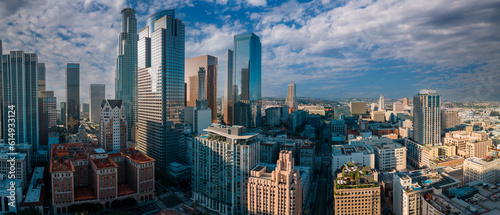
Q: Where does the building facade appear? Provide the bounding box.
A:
[115,8,138,141]
[185,55,218,122]
[350,102,366,115]
[50,144,154,214]
[441,109,460,129]
[225,33,262,128]
[379,94,384,110]
[413,89,441,146]
[463,156,500,185]
[247,151,302,215]
[1,51,39,154]
[39,91,57,146]
[285,82,297,112]
[191,125,261,214]
[331,145,375,173]
[66,63,80,134]
[90,84,105,123]
[136,9,185,170]
[100,100,127,152]
[223,49,234,125]
[373,142,407,171]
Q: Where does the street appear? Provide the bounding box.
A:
[314,156,331,215]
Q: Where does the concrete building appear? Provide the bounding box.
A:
[0,152,28,188]
[90,84,105,123]
[100,100,127,152]
[247,151,302,215]
[66,63,80,134]
[379,94,385,110]
[50,144,155,214]
[0,174,22,213]
[444,131,491,158]
[429,155,464,169]
[2,51,39,154]
[288,110,308,133]
[191,124,260,214]
[185,55,218,122]
[60,102,66,127]
[260,141,280,164]
[39,91,57,146]
[334,105,351,119]
[223,49,234,125]
[350,102,367,115]
[463,156,500,185]
[406,138,439,168]
[413,89,441,146]
[403,98,408,107]
[373,142,407,171]
[371,111,385,122]
[441,109,460,129]
[285,82,298,112]
[306,115,321,129]
[115,8,138,141]
[265,107,282,126]
[299,105,325,116]
[136,10,185,169]
[393,103,404,111]
[334,164,380,215]
[331,145,375,173]
[465,139,492,159]
[20,167,45,214]
[393,169,461,215]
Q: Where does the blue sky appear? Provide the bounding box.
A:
[1,0,499,102]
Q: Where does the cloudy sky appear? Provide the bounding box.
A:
[1,0,499,103]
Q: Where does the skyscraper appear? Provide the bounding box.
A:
[90,84,105,123]
[137,9,185,170]
[60,102,66,126]
[37,63,46,98]
[2,51,39,154]
[66,63,80,134]
[379,94,384,110]
[115,8,138,141]
[403,97,408,107]
[0,39,2,140]
[441,109,460,129]
[38,63,56,146]
[413,89,441,146]
[286,82,297,112]
[226,33,262,128]
[185,55,218,122]
[100,99,127,151]
[223,49,234,125]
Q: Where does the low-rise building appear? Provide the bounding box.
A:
[463,156,500,185]
[332,145,375,173]
[429,155,465,169]
[20,167,45,214]
[334,164,380,215]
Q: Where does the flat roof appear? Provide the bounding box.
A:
[466,156,500,166]
[24,167,45,203]
[204,127,258,140]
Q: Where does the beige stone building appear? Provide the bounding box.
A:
[441,109,461,129]
[463,156,500,185]
[350,102,367,115]
[247,151,302,215]
[334,164,380,215]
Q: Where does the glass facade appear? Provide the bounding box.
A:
[115,8,138,141]
[137,10,185,170]
[232,33,261,128]
[413,91,441,146]
[90,84,105,123]
[66,63,80,134]
[1,51,39,154]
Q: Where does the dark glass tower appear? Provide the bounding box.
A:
[115,8,138,141]
[232,33,261,128]
[137,9,185,170]
[66,63,80,134]
[1,51,39,154]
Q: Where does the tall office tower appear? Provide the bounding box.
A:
[223,49,234,125]
[136,9,185,170]
[403,98,408,107]
[37,63,46,98]
[0,40,2,139]
[60,102,66,126]
[441,109,460,129]
[100,100,127,151]
[413,89,441,146]
[192,124,261,214]
[185,55,218,122]
[184,67,212,134]
[39,91,57,146]
[90,84,105,123]
[379,94,384,110]
[286,82,298,112]
[247,151,303,215]
[229,33,262,128]
[115,8,138,141]
[2,51,39,154]
[66,63,80,134]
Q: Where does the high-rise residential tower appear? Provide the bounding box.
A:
[90,84,105,123]
[286,82,297,112]
[136,9,185,170]
[185,55,218,122]
[223,49,234,125]
[100,99,127,151]
[413,89,441,146]
[66,63,80,134]
[2,51,39,154]
[115,8,138,141]
[226,33,262,128]
[379,94,384,110]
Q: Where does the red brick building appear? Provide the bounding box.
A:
[50,144,155,214]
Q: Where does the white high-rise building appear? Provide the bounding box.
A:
[413,89,441,146]
[99,100,127,152]
[286,82,297,112]
[331,145,375,173]
[191,124,261,214]
[379,94,384,110]
[373,142,407,171]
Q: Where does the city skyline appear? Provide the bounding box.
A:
[1,0,498,102]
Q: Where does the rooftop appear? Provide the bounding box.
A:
[23,167,45,203]
[465,156,500,166]
[332,145,374,156]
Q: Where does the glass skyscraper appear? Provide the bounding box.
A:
[115,8,138,141]
[413,89,441,146]
[137,9,185,170]
[226,33,262,128]
[1,51,39,154]
[90,84,105,123]
[66,63,80,134]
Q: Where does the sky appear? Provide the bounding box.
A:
[1,0,499,103]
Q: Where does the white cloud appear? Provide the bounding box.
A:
[246,0,266,7]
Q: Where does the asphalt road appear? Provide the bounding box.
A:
[314,157,330,215]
